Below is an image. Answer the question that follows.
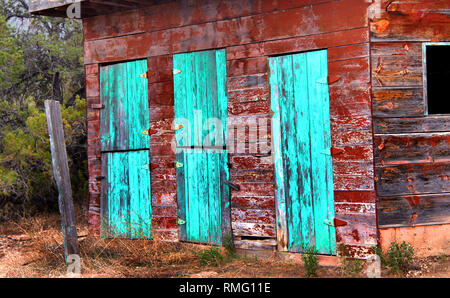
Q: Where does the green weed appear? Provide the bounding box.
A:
[301,246,319,277]
[199,247,224,266]
[373,241,414,274]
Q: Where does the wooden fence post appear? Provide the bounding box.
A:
[44,100,79,261]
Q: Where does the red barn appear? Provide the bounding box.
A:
[30,0,450,260]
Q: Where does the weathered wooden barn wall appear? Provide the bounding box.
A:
[84,0,376,257]
[369,0,450,240]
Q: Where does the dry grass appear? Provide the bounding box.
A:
[0,210,204,277]
[0,209,303,278]
[1,210,448,278]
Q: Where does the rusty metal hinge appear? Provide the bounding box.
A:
[140,72,149,79]
[324,218,335,227]
[142,128,158,136]
[142,164,158,170]
[89,104,104,109]
[174,161,183,168]
[224,180,240,191]
[173,69,182,75]
[174,124,183,131]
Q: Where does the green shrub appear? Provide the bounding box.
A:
[199,247,224,266]
[338,244,363,277]
[301,246,319,277]
[0,97,87,220]
[373,241,414,274]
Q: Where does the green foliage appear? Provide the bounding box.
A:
[338,244,363,277]
[0,1,86,220]
[0,97,87,220]
[1,1,84,106]
[373,241,415,274]
[301,246,319,277]
[199,247,224,266]
[0,15,24,89]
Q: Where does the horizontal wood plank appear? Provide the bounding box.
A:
[232,222,276,237]
[374,115,450,134]
[374,132,450,166]
[376,162,450,196]
[378,193,450,227]
[370,11,450,41]
[372,87,424,118]
[372,55,423,87]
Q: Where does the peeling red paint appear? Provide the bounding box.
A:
[410,212,419,223]
[351,229,361,242]
[404,196,421,207]
[334,218,348,227]
[372,19,390,34]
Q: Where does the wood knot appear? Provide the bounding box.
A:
[372,19,390,34]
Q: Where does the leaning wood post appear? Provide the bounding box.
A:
[44,100,79,261]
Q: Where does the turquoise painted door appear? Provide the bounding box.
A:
[99,59,152,239]
[269,50,336,255]
[173,49,230,245]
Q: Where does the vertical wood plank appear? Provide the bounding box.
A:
[269,56,289,251]
[100,153,109,238]
[279,55,301,251]
[198,53,209,243]
[307,50,335,255]
[217,49,230,246]
[100,67,111,150]
[173,53,188,241]
[128,150,140,238]
[137,150,152,238]
[292,53,315,252]
[44,100,79,260]
[319,50,337,255]
[176,150,187,241]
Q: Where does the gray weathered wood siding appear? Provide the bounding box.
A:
[370,0,450,228]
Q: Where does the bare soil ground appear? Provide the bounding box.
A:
[0,212,448,278]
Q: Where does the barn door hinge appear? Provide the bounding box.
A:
[174,161,183,168]
[142,164,159,170]
[173,69,182,75]
[142,128,158,135]
[140,72,149,79]
[224,180,240,191]
[89,104,105,109]
[324,218,335,227]
[177,218,186,225]
[174,124,184,131]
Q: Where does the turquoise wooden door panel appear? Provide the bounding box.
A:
[100,59,149,151]
[269,50,336,255]
[99,59,152,239]
[101,150,152,238]
[173,49,230,245]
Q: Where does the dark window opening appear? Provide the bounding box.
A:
[426,45,450,114]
